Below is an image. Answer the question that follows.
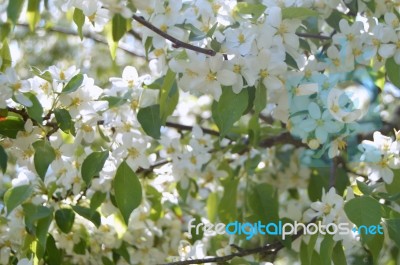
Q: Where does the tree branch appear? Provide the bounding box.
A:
[132,14,216,56]
[161,218,315,265]
[165,121,220,136]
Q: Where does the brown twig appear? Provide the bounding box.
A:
[160,218,316,265]
[296,32,332,40]
[132,14,216,56]
[165,122,220,136]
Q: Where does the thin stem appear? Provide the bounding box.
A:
[165,121,220,136]
[296,32,332,40]
[132,14,216,56]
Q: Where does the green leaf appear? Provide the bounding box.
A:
[319,235,334,265]
[344,196,383,242]
[22,203,52,224]
[0,115,25,138]
[31,66,53,83]
[55,208,75,233]
[332,242,347,265]
[159,70,179,124]
[73,8,85,40]
[0,145,7,173]
[386,57,400,88]
[112,14,127,42]
[212,87,248,137]
[44,234,62,265]
[0,22,11,41]
[73,238,87,255]
[285,52,299,70]
[36,209,53,259]
[62,73,84,93]
[308,168,349,201]
[81,151,109,186]
[326,10,350,31]
[365,232,383,265]
[218,176,239,223]
[1,40,12,72]
[254,82,266,114]
[137,104,162,139]
[27,0,41,31]
[235,3,266,21]
[356,180,373,195]
[54,108,74,134]
[90,191,106,210]
[207,193,218,223]
[33,140,56,180]
[385,219,400,248]
[4,184,33,214]
[345,196,382,226]
[7,0,25,24]
[247,183,279,224]
[281,7,319,20]
[113,161,142,224]
[72,205,101,227]
[362,0,375,12]
[26,92,43,122]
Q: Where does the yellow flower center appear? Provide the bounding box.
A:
[128,147,139,158]
[233,64,241,73]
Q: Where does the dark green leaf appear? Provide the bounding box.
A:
[0,145,7,173]
[72,205,101,227]
[45,234,62,265]
[62,73,83,93]
[55,208,75,233]
[73,238,86,255]
[73,8,85,40]
[212,87,248,137]
[81,151,109,186]
[113,161,142,224]
[54,108,74,133]
[112,14,127,42]
[7,0,25,24]
[137,104,162,139]
[33,140,56,180]
[4,184,33,214]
